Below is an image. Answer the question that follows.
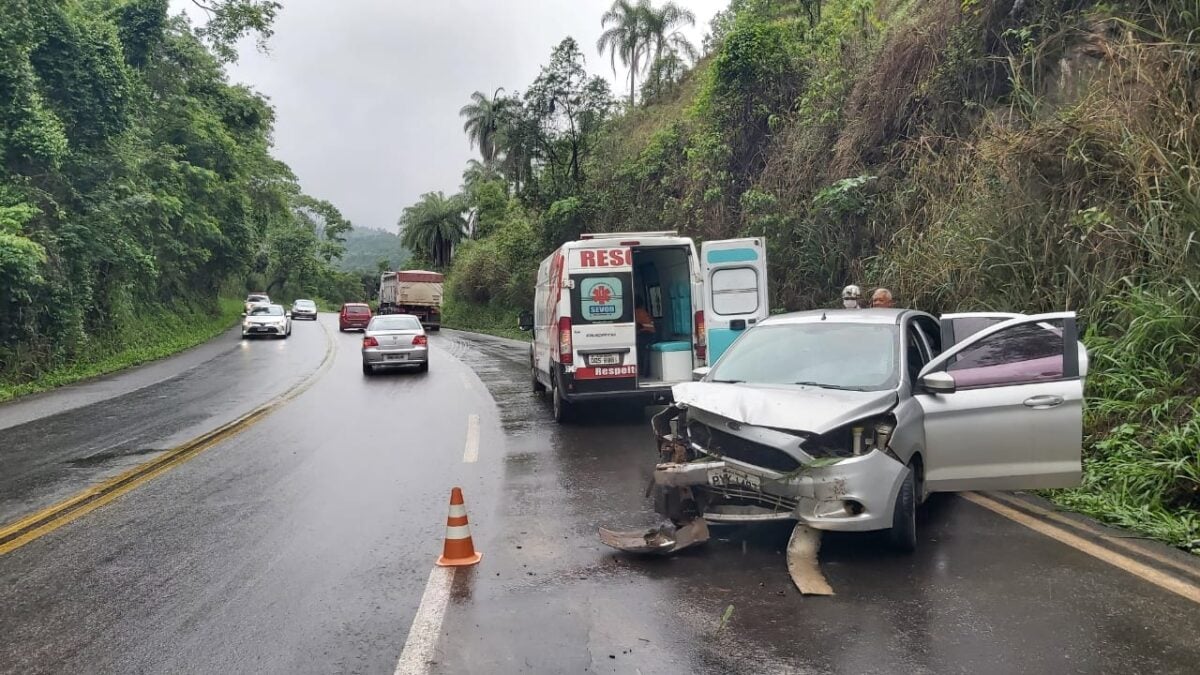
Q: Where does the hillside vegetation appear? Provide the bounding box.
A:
[0,0,362,390]
[434,0,1199,550]
[335,226,410,274]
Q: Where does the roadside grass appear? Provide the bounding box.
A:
[441,297,526,342]
[1050,284,1200,553]
[0,297,243,403]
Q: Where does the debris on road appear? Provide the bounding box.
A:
[786,523,834,596]
[598,518,710,555]
[717,604,734,631]
[600,401,840,595]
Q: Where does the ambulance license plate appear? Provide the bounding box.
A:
[589,353,620,366]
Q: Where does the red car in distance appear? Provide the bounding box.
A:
[338,303,372,332]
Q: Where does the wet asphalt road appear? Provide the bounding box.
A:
[1,317,1198,674]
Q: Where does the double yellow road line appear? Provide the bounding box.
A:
[0,322,336,556]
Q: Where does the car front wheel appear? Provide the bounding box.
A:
[885,467,917,553]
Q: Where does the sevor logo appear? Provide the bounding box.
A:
[591,284,613,304]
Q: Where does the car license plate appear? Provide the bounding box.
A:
[589,353,620,366]
[708,467,761,491]
[385,354,406,361]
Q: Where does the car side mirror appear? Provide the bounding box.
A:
[920,371,957,394]
[692,366,711,381]
[517,310,534,332]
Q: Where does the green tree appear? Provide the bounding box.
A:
[0,0,351,381]
[188,0,282,62]
[643,1,697,66]
[598,0,696,105]
[459,88,507,163]
[597,0,648,104]
[399,191,466,269]
[525,38,615,194]
[462,158,502,193]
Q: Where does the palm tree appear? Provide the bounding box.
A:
[398,192,466,269]
[644,2,697,66]
[597,0,648,105]
[461,159,502,193]
[459,88,506,163]
[597,1,696,105]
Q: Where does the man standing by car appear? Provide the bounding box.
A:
[635,298,656,377]
[872,288,895,308]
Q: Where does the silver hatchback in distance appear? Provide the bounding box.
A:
[362,314,428,375]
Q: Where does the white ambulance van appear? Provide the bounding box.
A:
[518,231,768,422]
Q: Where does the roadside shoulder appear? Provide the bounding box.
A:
[0,326,242,432]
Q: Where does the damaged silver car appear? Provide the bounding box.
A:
[637,308,1086,552]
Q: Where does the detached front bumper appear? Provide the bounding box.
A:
[654,449,907,532]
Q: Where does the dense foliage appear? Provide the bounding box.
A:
[335,226,410,275]
[0,0,357,385]
[432,0,1199,549]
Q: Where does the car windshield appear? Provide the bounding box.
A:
[708,322,899,391]
[370,317,421,331]
[295,300,315,308]
[347,305,369,315]
[250,306,284,316]
[246,295,268,303]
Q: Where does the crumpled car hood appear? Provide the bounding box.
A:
[671,382,897,434]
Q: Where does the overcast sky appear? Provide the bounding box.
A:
[172,0,727,232]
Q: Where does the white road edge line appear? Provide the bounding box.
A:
[393,566,456,675]
[462,414,480,463]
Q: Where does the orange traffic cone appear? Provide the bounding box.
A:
[436,487,482,567]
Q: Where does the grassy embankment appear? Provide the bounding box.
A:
[0,297,243,403]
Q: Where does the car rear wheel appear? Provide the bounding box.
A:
[362,362,374,376]
[417,360,429,373]
[886,467,917,553]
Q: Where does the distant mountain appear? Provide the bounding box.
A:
[336,227,411,273]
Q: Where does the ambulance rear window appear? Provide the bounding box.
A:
[572,273,632,324]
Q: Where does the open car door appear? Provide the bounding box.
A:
[700,238,768,365]
[916,312,1084,492]
[941,311,1089,378]
[939,312,1022,350]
